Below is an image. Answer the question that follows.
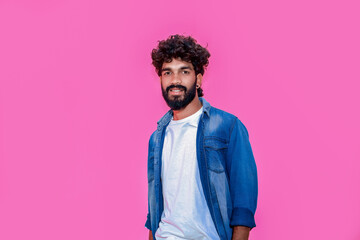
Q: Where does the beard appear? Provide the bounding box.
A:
[161,78,197,110]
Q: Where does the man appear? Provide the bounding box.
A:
[145,35,258,240]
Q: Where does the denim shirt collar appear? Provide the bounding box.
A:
[157,97,211,130]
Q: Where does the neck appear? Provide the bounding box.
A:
[172,96,203,121]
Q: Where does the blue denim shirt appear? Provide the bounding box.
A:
[145,98,258,240]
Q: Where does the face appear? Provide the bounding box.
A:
[160,58,202,110]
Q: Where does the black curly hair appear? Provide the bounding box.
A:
[151,34,211,97]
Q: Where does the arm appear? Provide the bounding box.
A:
[149,230,153,240]
[226,118,258,229]
[232,226,250,240]
[145,134,154,237]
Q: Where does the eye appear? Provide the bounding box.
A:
[163,71,171,76]
[183,70,190,74]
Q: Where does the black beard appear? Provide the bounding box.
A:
[161,78,197,110]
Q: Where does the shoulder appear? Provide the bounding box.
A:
[208,106,249,137]
[210,106,237,120]
[209,106,239,126]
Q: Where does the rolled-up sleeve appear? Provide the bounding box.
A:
[226,117,258,228]
[145,212,151,230]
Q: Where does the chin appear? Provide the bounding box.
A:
[169,95,184,101]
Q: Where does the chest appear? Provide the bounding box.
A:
[161,124,199,178]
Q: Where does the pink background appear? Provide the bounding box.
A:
[0,0,359,239]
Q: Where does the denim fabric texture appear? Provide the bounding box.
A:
[145,98,258,240]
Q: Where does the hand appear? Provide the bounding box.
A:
[232,226,250,240]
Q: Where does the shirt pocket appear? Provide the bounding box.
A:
[204,137,228,173]
[147,150,155,183]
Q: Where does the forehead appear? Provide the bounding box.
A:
[162,58,194,70]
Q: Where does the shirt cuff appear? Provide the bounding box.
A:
[230,207,256,229]
[145,214,151,230]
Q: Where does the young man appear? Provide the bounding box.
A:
[145,35,258,240]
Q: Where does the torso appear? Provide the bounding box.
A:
[155,107,220,240]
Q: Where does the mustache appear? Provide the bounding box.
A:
[166,85,187,92]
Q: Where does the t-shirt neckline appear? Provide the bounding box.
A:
[169,107,203,125]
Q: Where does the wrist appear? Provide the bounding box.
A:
[232,226,250,240]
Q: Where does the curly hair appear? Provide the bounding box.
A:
[151,34,211,97]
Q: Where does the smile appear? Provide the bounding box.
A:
[169,88,184,96]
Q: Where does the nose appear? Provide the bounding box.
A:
[170,72,181,85]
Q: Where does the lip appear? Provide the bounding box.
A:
[169,89,184,96]
[168,87,184,96]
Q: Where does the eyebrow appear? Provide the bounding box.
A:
[161,66,193,73]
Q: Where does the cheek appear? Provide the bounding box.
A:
[160,81,168,91]
[161,77,173,88]
[184,77,197,87]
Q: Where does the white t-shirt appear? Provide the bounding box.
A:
[155,107,220,240]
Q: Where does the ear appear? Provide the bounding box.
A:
[196,73,203,87]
